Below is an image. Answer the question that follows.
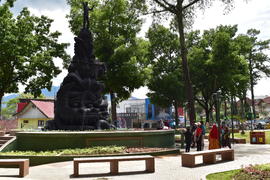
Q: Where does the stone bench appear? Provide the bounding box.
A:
[0,159,29,177]
[181,148,234,167]
[73,155,155,176]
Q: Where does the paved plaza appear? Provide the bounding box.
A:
[0,142,270,180]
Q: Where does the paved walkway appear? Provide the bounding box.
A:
[1,142,270,180]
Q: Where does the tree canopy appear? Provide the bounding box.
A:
[146,24,185,126]
[235,29,270,119]
[188,25,249,121]
[145,0,249,125]
[0,1,70,117]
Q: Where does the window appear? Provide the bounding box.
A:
[38,120,45,127]
[126,107,131,113]
[23,120,29,123]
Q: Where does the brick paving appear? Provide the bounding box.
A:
[0,142,270,180]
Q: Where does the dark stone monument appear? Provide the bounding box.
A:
[46,2,112,130]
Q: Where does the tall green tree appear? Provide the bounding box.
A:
[188,25,249,122]
[148,0,247,126]
[235,29,270,120]
[146,24,185,127]
[0,1,70,117]
[67,0,149,123]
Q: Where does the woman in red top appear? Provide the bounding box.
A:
[208,124,220,149]
[195,123,203,151]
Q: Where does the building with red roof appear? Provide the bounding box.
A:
[256,96,270,118]
[236,96,270,118]
[15,99,54,129]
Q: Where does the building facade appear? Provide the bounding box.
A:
[15,99,54,129]
[115,98,174,128]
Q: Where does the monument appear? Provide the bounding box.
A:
[46,2,112,130]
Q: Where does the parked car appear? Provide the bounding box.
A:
[245,120,256,130]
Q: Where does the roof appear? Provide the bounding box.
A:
[15,100,54,118]
[262,96,270,104]
[31,100,54,118]
[17,102,28,113]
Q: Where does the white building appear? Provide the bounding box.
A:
[116,98,145,114]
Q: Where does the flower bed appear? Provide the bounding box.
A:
[206,164,270,180]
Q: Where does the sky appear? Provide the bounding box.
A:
[6,0,270,99]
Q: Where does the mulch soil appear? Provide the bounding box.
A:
[124,147,175,153]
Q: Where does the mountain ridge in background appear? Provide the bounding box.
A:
[2,86,141,107]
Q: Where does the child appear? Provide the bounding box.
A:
[184,127,192,152]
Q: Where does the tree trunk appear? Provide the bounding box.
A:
[110,92,117,127]
[240,97,245,134]
[176,7,196,126]
[0,96,2,119]
[214,93,221,144]
[240,98,245,119]
[205,108,210,122]
[224,100,227,118]
[248,57,255,131]
[0,92,3,119]
[173,101,179,129]
[230,95,235,143]
[209,104,214,123]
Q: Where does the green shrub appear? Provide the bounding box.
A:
[61,146,125,155]
[0,146,126,156]
[0,150,59,156]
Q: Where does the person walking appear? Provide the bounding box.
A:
[184,127,192,152]
[191,123,197,148]
[223,126,231,148]
[200,121,206,150]
[195,122,203,151]
[220,121,226,147]
[208,124,220,149]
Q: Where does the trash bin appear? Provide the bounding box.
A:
[250,131,265,144]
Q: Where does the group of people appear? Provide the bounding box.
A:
[183,121,206,152]
[184,121,231,152]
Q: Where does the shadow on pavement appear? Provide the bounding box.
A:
[70,170,154,178]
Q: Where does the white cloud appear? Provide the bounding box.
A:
[27,7,73,87]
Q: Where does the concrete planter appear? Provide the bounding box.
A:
[9,130,22,136]
[14,130,175,151]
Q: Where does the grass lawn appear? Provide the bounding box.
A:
[231,130,270,144]
[206,163,270,180]
[206,169,240,180]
